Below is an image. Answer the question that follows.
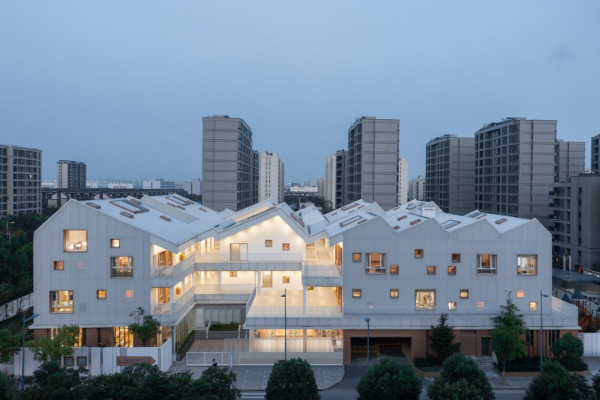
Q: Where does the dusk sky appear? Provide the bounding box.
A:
[1,2,599,183]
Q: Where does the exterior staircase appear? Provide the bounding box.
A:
[468,356,500,378]
[195,329,249,340]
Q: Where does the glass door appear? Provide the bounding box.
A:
[230,243,248,261]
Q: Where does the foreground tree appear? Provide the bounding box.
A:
[550,332,587,371]
[21,361,84,400]
[0,329,21,363]
[356,358,421,400]
[492,291,526,381]
[427,353,494,400]
[128,307,160,346]
[429,313,461,363]
[194,365,241,400]
[0,371,17,400]
[525,360,593,400]
[266,358,320,400]
[27,325,80,362]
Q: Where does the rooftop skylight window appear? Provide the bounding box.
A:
[441,220,461,229]
[339,215,362,227]
[397,215,408,221]
[495,218,508,225]
[410,219,422,226]
[476,213,488,219]
[109,200,149,214]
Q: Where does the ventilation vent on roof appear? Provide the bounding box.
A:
[341,203,359,211]
[495,218,508,225]
[176,205,185,211]
[160,215,171,222]
[166,195,193,206]
[86,202,101,209]
[358,205,365,209]
[167,202,176,207]
[393,226,400,230]
[199,207,207,212]
[120,211,134,219]
[290,213,306,228]
[397,215,408,221]
[410,219,422,225]
[331,212,337,216]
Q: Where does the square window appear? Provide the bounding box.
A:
[517,255,537,275]
[126,290,134,298]
[97,290,106,300]
[282,243,290,251]
[415,290,436,310]
[352,289,362,298]
[64,356,74,367]
[448,266,457,275]
[390,289,399,298]
[390,265,399,275]
[477,254,497,274]
[64,230,87,252]
[529,302,538,311]
[477,301,485,308]
[265,240,273,247]
[415,249,424,258]
[448,301,457,311]
[427,266,436,275]
[460,289,469,299]
[366,253,386,274]
[282,276,290,284]
[452,253,461,263]
[353,253,361,262]
[49,290,74,313]
[54,261,64,271]
[111,256,133,278]
[229,271,237,277]
[77,356,88,367]
[516,290,525,298]
[110,239,120,248]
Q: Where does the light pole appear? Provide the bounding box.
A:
[540,290,548,372]
[21,313,39,390]
[364,317,370,370]
[6,220,14,243]
[281,288,287,361]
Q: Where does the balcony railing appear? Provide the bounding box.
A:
[152,265,174,277]
[247,305,342,318]
[195,284,255,294]
[151,303,171,315]
[196,252,303,263]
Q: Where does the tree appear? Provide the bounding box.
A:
[266,358,320,400]
[0,371,17,400]
[524,360,593,400]
[356,358,421,400]
[427,353,494,400]
[128,307,160,347]
[429,313,461,363]
[591,372,600,399]
[27,325,80,362]
[194,365,241,400]
[20,361,84,400]
[491,291,526,381]
[550,332,587,371]
[0,329,21,362]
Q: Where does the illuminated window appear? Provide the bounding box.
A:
[390,289,399,298]
[54,261,64,271]
[427,266,436,275]
[415,290,436,310]
[529,302,538,311]
[477,301,485,308]
[448,266,457,275]
[517,255,537,275]
[477,254,497,274]
[110,239,120,248]
[64,230,87,252]
[415,249,424,258]
[366,253,386,274]
[516,290,525,298]
[110,257,133,278]
[352,289,362,298]
[282,276,290,284]
[126,290,134,298]
[97,290,106,300]
[460,289,469,299]
[452,253,461,263]
[265,240,272,247]
[353,253,361,262]
[50,290,73,313]
[230,271,237,277]
[390,265,399,275]
[448,301,457,311]
[282,243,290,251]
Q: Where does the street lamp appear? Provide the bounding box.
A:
[540,291,549,372]
[21,313,39,390]
[281,288,287,361]
[364,317,370,370]
[6,220,14,243]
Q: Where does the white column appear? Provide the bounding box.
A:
[257,271,261,295]
[303,286,307,316]
[218,271,222,294]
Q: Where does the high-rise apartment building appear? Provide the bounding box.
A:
[346,117,399,210]
[57,160,86,189]
[398,158,408,205]
[0,144,42,216]
[555,140,585,183]
[259,151,285,203]
[324,155,336,207]
[592,134,600,173]
[425,135,475,215]
[183,178,202,196]
[408,175,425,201]
[202,115,258,211]
[333,150,347,209]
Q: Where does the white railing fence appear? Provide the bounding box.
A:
[186,351,343,366]
[1,293,34,320]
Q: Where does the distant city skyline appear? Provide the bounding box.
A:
[1,2,599,182]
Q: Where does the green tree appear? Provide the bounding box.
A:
[429,313,461,363]
[0,371,17,400]
[0,329,21,362]
[194,365,241,400]
[266,358,320,400]
[128,307,160,346]
[427,353,495,400]
[550,332,587,371]
[525,360,593,400]
[27,325,80,362]
[591,372,600,399]
[20,361,84,400]
[491,291,526,381]
[356,358,421,400]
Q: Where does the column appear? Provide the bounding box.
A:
[303,286,307,316]
[218,271,222,294]
[303,329,307,352]
[257,271,261,295]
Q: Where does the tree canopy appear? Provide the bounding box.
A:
[266,358,320,400]
[525,360,594,400]
[27,325,80,362]
[492,291,526,380]
[128,307,160,347]
[429,313,461,363]
[427,353,495,400]
[356,358,421,400]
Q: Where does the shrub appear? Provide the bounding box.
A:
[413,357,442,372]
[525,360,593,400]
[551,332,588,371]
[209,323,239,331]
[427,353,494,400]
[496,357,540,372]
[356,358,421,400]
[266,358,319,400]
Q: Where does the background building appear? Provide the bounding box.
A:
[57,160,86,189]
[408,175,425,201]
[324,155,336,207]
[334,150,347,209]
[398,158,408,205]
[425,135,475,215]
[555,140,585,183]
[202,115,258,211]
[592,134,599,173]
[142,178,176,190]
[259,151,285,203]
[183,178,202,196]
[0,144,42,216]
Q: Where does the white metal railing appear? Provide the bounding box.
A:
[343,305,505,315]
[196,252,303,263]
[186,351,343,366]
[246,287,257,318]
[152,265,173,277]
[306,306,343,318]
[1,293,33,320]
[552,296,579,320]
[151,303,171,315]
[196,284,255,295]
[172,288,196,315]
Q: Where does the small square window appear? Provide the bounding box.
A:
[353,253,361,262]
[390,289,399,298]
[448,266,457,275]
[97,290,106,300]
[54,261,64,271]
[452,253,461,263]
[460,289,469,299]
[352,289,362,298]
[390,265,399,275]
[229,271,237,277]
[529,302,538,311]
[265,240,273,247]
[516,290,525,298]
[448,301,457,311]
[77,356,88,367]
[477,301,485,308]
[126,290,134,298]
[64,356,74,367]
[282,243,290,251]
[282,276,290,284]
[415,249,424,258]
[64,230,87,252]
[110,239,120,248]
[427,266,436,275]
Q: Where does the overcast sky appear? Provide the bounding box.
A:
[1,2,599,183]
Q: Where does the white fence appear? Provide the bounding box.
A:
[186,351,343,367]
[580,333,600,357]
[1,293,33,320]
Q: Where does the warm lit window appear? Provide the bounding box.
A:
[64,230,87,252]
[265,240,273,247]
[352,253,361,262]
[477,254,497,274]
[366,253,386,274]
[50,290,73,313]
[54,261,64,271]
[230,271,237,277]
[427,266,436,275]
[352,289,362,298]
[516,290,525,298]
[390,265,399,275]
[282,243,290,251]
[97,290,106,300]
[126,290,134,298]
[110,257,133,278]
[477,301,485,308]
[110,239,120,248]
[415,290,436,310]
[448,301,457,311]
[517,255,537,275]
[415,249,424,258]
[448,266,457,275]
[460,289,469,299]
[452,253,461,263]
[283,276,290,284]
[529,302,538,311]
[390,289,399,298]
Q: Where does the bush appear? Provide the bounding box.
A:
[525,360,593,400]
[496,357,540,372]
[356,358,421,400]
[427,353,494,400]
[551,333,588,372]
[266,358,320,400]
[209,323,239,331]
[413,357,442,372]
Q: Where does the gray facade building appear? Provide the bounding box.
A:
[555,140,585,183]
[259,151,285,203]
[425,135,475,215]
[408,175,425,201]
[592,134,600,173]
[202,115,258,211]
[334,150,347,209]
[0,144,42,216]
[345,117,399,210]
[57,160,86,189]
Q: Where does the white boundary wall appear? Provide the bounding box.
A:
[580,333,600,357]
[186,351,342,366]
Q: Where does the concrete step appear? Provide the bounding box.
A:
[468,356,499,375]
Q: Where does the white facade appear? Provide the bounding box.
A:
[398,158,408,205]
[408,175,425,201]
[324,155,336,205]
[183,178,202,196]
[259,152,284,203]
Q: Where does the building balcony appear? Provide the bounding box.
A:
[246,288,342,320]
[195,251,304,270]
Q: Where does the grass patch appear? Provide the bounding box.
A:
[208,323,239,331]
